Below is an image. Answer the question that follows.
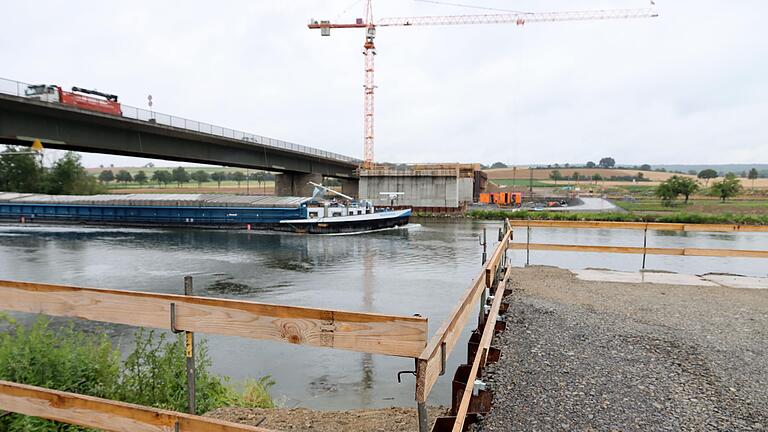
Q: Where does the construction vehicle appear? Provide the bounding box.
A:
[25,85,122,116]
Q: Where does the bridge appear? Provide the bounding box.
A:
[0,78,360,196]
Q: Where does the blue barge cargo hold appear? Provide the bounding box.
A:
[0,192,411,234]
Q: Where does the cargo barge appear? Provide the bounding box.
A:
[0,190,411,234]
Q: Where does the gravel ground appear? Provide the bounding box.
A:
[478,266,767,432]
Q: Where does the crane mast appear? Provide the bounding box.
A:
[309,2,658,169]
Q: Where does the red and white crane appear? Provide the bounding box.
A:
[309,2,658,169]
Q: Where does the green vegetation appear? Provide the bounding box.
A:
[710,173,743,202]
[0,147,105,195]
[655,175,700,205]
[0,316,275,431]
[466,209,768,225]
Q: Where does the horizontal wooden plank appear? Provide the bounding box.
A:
[508,219,768,233]
[507,242,768,258]
[452,265,512,432]
[416,226,512,402]
[0,280,427,358]
[0,380,272,432]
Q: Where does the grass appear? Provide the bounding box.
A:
[465,209,768,225]
[613,198,768,215]
[0,316,275,431]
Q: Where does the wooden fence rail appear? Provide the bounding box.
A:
[450,264,512,432]
[508,243,768,259]
[415,223,510,404]
[0,380,272,432]
[0,280,428,358]
[508,219,768,232]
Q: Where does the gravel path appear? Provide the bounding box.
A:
[478,266,767,431]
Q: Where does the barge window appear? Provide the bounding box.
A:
[309,212,318,218]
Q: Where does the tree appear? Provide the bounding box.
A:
[571,171,580,182]
[636,172,644,181]
[639,164,652,171]
[152,170,172,187]
[210,171,226,188]
[490,162,508,169]
[231,171,246,187]
[98,170,115,184]
[670,175,699,203]
[585,161,596,168]
[172,167,191,187]
[697,169,718,185]
[748,168,759,189]
[134,170,148,185]
[46,152,103,195]
[0,146,45,193]
[710,173,742,202]
[115,170,133,185]
[655,180,678,205]
[592,173,603,182]
[598,157,615,168]
[191,170,210,187]
[549,170,563,185]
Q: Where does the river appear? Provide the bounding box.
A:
[0,220,766,409]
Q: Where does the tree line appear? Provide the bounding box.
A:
[0,147,104,195]
[97,168,276,188]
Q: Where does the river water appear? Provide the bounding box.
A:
[0,220,766,409]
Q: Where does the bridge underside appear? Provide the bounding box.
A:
[0,95,359,184]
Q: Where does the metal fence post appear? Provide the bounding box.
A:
[481,228,487,265]
[526,225,531,266]
[417,401,428,432]
[642,227,648,270]
[184,276,196,414]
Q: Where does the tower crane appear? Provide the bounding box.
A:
[309,2,658,169]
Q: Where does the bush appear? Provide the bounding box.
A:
[0,317,275,430]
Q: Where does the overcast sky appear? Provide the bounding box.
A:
[2,0,766,168]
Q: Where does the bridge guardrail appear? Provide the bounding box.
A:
[0,77,361,165]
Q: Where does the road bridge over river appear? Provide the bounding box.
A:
[0,78,360,196]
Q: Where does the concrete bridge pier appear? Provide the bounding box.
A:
[340,179,359,199]
[275,173,360,198]
[275,172,323,197]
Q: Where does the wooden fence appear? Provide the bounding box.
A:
[0,380,272,432]
[0,279,429,430]
[508,219,768,232]
[0,280,427,358]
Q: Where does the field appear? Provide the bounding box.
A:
[484,167,685,182]
[485,167,768,188]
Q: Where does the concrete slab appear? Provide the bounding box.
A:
[574,269,717,287]
[574,268,768,289]
[702,274,768,290]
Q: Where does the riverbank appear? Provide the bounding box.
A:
[478,266,768,431]
[462,209,768,225]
